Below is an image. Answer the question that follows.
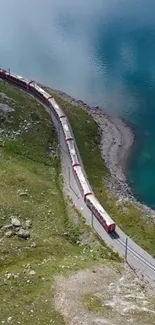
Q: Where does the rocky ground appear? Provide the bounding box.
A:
[54,264,155,325]
[0,215,32,240]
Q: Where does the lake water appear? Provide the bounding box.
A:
[1,0,155,208]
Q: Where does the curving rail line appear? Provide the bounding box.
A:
[0,69,155,288]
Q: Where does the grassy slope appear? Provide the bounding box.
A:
[0,81,120,325]
[45,90,155,257]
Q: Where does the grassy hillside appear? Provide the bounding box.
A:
[45,89,155,257]
[0,81,120,325]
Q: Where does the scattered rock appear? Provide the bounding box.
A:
[31,242,36,248]
[17,228,30,239]
[5,230,13,238]
[6,273,12,280]
[19,192,28,197]
[7,316,12,322]
[29,270,36,276]
[25,219,32,229]
[0,140,4,147]
[1,224,13,230]
[11,216,21,227]
[5,272,19,280]
[0,103,14,115]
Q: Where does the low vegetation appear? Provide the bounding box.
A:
[46,89,155,257]
[0,81,120,325]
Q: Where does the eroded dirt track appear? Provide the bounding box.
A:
[54,265,155,325]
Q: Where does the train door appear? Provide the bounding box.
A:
[109,224,116,232]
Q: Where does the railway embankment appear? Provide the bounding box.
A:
[0,80,122,325]
[42,85,155,258]
[0,79,155,325]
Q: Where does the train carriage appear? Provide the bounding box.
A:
[73,165,92,200]
[28,81,51,103]
[61,117,73,140]
[67,139,80,167]
[86,195,116,232]
[0,69,7,79]
[48,98,65,119]
[5,72,29,89]
[60,117,80,166]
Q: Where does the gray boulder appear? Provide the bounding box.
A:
[19,192,28,197]
[11,216,21,227]
[17,228,30,239]
[5,230,13,238]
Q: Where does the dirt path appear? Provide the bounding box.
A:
[54,264,155,325]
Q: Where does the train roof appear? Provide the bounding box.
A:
[88,195,115,226]
[48,98,65,117]
[61,117,73,139]
[73,165,91,194]
[29,82,50,99]
[6,72,29,84]
[67,139,79,165]
[67,139,76,155]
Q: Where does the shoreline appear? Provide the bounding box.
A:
[42,85,155,219]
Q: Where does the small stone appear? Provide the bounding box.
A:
[19,192,28,197]
[25,219,32,229]
[5,230,13,238]
[31,242,36,248]
[6,273,12,280]
[29,270,36,276]
[11,216,21,227]
[17,228,30,239]
[2,224,13,230]
[7,316,12,322]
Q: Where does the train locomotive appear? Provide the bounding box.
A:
[0,68,116,233]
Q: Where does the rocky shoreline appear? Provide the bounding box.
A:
[43,85,155,219]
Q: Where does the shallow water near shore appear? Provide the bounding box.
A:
[0,1,155,208]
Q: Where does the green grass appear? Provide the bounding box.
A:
[82,294,112,313]
[0,81,120,325]
[44,89,155,257]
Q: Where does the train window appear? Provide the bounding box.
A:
[92,207,95,214]
[87,199,92,209]
[98,213,102,223]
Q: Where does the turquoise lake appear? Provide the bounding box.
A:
[0,0,155,208]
